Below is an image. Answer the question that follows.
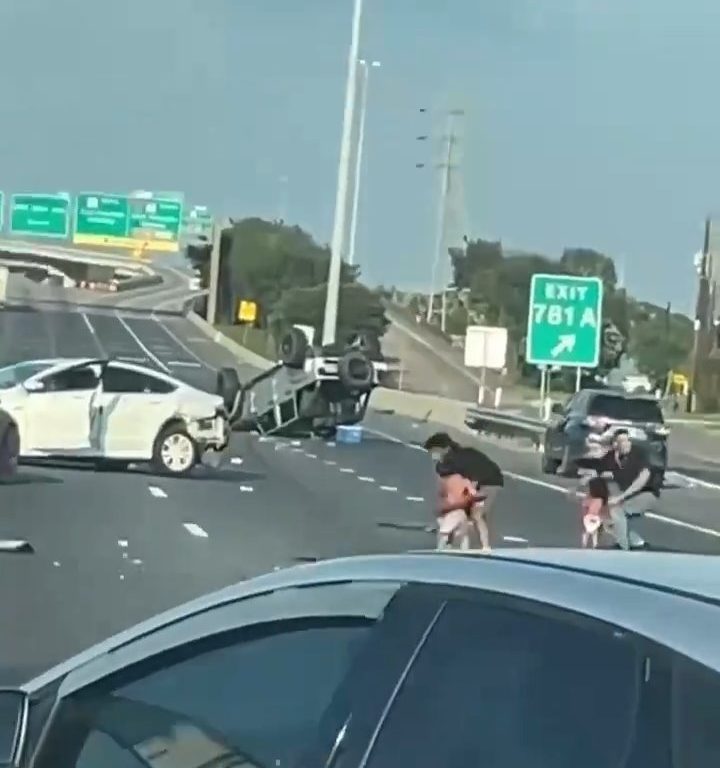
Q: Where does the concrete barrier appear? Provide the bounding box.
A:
[186,312,274,371]
[370,387,470,431]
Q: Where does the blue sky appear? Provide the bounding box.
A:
[1,0,719,313]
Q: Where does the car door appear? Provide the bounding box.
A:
[93,364,177,457]
[22,362,101,453]
[26,579,439,768]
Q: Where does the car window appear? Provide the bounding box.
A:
[0,362,51,389]
[672,656,720,767]
[588,394,664,423]
[41,365,99,392]
[364,596,641,768]
[103,366,176,394]
[45,619,373,768]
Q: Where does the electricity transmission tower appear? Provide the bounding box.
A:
[418,107,468,332]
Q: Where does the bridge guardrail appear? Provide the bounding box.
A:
[464,406,546,447]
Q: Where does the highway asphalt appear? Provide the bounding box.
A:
[1,289,720,687]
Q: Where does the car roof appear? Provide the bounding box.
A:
[14,357,187,387]
[20,549,720,694]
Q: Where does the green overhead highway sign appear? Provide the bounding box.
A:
[525,273,603,368]
[73,192,182,252]
[183,205,213,238]
[129,197,183,246]
[74,193,129,241]
[10,194,70,238]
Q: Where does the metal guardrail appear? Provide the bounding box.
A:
[464,406,546,445]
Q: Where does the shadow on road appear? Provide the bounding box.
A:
[0,471,63,485]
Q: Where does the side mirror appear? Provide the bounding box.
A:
[550,402,564,416]
[23,379,45,393]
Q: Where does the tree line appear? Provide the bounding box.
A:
[186,217,389,349]
[400,239,693,386]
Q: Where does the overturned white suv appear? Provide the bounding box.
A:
[0,358,239,475]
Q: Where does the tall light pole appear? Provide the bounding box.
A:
[347,58,380,267]
[321,0,364,346]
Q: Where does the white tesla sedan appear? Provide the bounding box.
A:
[0,357,236,475]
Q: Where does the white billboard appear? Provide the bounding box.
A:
[464,325,508,370]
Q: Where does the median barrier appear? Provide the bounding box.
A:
[186,312,274,371]
[369,388,547,447]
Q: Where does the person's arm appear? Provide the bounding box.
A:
[609,468,651,506]
[474,510,491,551]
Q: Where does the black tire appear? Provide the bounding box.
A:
[337,351,374,392]
[0,420,19,479]
[151,423,198,476]
[280,328,308,368]
[558,445,578,478]
[217,367,241,413]
[541,450,560,475]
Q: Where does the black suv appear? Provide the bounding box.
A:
[542,388,669,477]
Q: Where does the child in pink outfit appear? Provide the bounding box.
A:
[581,476,609,549]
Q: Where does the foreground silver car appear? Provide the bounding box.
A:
[2,549,718,766]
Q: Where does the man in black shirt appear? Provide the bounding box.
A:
[433,442,504,551]
[596,429,660,550]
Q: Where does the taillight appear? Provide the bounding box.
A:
[583,416,608,429]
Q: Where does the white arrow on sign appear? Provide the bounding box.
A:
[551,334,576,358]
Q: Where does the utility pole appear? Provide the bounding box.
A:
[688,218,712,412]
[206,217,224,326]
[322,0,364,347]
[347,59,380,267]
[425,109,464,328]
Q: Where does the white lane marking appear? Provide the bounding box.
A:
[358,476,375,482]
[667,471,720,492]
[363,427,405,445]
[115,313,171,372]
[183,522,209,538]
[503,535,529,544]
[258,436,272,443]
[53,561,61,567]
[81,312,107,356]
[166,360,202,368]
[324,460,337,466]
[117,539,128,548]
[148,486,168,499]
[291,447,303,453]
[406,495,425,502]
[231,457,244,465]
[131,558,143,565]
[326,441,336,447]
[503,471,565,493]
[305,453,318,459]
[240,485,254,492]
[646,512,720,539]
[153,317,217,371]
[380,485,398,492]
[340,467,355,474]
[291,440,301,446]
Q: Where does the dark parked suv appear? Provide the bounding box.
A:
[542,388,669,477]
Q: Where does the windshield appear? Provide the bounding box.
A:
[588,395,664,424]
[0,362,51,389]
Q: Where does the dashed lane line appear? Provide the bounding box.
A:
[81,312,106,356]
[148,486,168,499]
[115,313,171,373]
[153,316,217,372]
[380,485,398,492]
[358,476,375,483]
[183,523,209,538]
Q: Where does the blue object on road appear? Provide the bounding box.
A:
[337,425,363,445]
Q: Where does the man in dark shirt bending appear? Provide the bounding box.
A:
[425,433,504,551]
[596,429,661,550]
